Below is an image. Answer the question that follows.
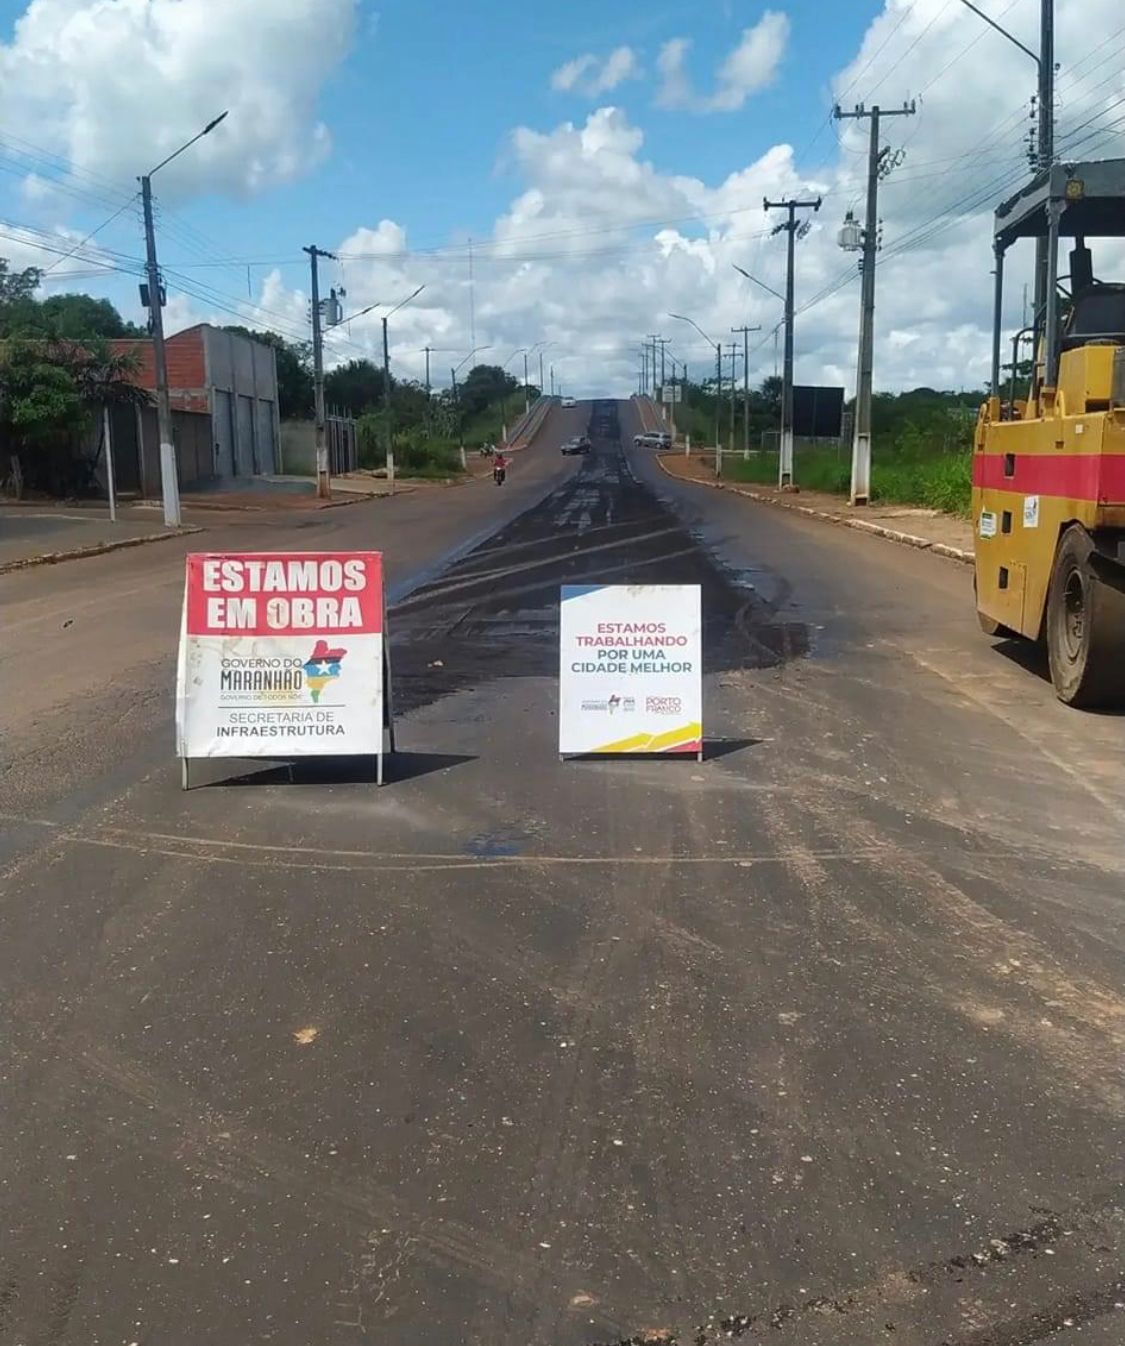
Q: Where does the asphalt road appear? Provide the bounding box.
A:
[1,401,1122,1346]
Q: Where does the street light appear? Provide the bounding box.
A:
[732,263,785,304]
[141,110,229,526]
[503,346,531,416]
[380,285,425,467]
[450,345,493,458]
[955,0,1052,331]
[669,312,722,450]
[533,341,555,400]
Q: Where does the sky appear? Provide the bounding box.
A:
[1,0,1124,398]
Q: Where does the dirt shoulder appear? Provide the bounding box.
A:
[658,449,974,561]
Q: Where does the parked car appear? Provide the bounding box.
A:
[561,435,591,456]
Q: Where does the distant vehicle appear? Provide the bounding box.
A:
[634,431,672,449]
[561,435,590,456]
[561,396,577,408]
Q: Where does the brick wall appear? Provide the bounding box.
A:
[109,327,208,412]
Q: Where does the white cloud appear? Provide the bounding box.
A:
[551,46,641,98]
[0,0,359,199]
[711,12,790,111]
[658,12,789,113]
[23,0,1125,404]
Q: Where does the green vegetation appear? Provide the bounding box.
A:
[674,377,980,517]
[1,259,151,497]
[350,367,535,477]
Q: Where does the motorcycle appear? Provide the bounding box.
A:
[493,463,507,486]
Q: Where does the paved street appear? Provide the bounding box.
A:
[1,401,1122,1345]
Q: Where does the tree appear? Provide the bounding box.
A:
[0,259,43,337]
[0,258,40,305]
[324,358,388,417]
[223,326,314,420]
[0,338,149,497]
[456,364,518,418]
[1,260,142,341]
[38,293,144,339]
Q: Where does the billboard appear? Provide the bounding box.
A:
[793,385,844,438]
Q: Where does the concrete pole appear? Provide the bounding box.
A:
[852,108,881,507]
[833,102,912,503]
[382,314,392,477]
[140,175,180,525]
[304,244,333,498]
[103,404,117,522]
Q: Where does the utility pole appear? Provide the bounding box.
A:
[140,176,180,525]
[956,0,1053,348]
[539,349,545,395]
[304,244,336,499]
[833,102,913,504]
[646,334,661,398]
[523,351,530,414]
[764,194,822,488]
[550,365,555,397]
[724,344,741,452]
[714,341,722,451]
[653,336,670,401]
[732,324,761,457]
[424,345,433,393]
[382,315,392,474]
[137,111,227,526]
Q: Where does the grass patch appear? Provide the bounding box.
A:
[724,441,972,517]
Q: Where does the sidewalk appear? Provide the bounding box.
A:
[657,451,973,563]
[0,503,200,572]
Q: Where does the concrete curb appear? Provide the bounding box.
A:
[655,455,973,566]
[0,526,204,576]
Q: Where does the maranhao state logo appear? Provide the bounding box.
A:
[302,639,348,704]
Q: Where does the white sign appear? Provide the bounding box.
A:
[1023,495,1040,529]
[660,384,683,404]
[978,510,997,539]
[559,584,702,757]
[176,551,393,784]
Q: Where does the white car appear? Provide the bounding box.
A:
[633,431,671,449]
[560,396,577,408]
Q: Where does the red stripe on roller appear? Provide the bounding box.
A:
[973,453,1125,502]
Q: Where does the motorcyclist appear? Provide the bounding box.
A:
[492,450,509,484]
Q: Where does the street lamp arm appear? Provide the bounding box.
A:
[385,283,425,319]
[454,344,493,375]
[732,264,785,304]
[146,110,229,178]
[955,0,1040,65]
[668,312,717,351]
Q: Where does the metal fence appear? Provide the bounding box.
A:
[326,408,358,475]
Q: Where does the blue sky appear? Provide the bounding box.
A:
[3,0,1119,394]
[0,0,880,301]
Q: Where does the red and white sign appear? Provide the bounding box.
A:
[176,551,389,767]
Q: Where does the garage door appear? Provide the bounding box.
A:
[237,394,257,475]
[256,400,277,475]
[213,390,235,478]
